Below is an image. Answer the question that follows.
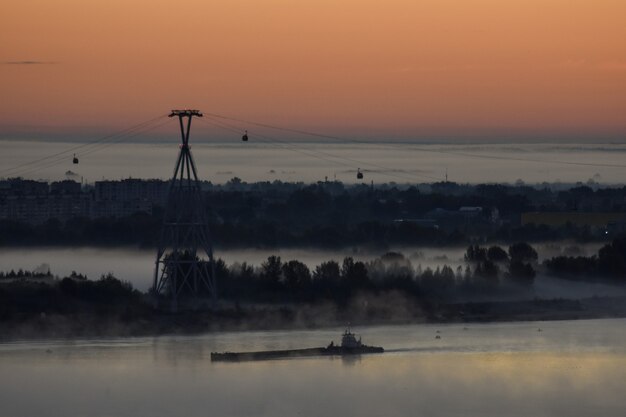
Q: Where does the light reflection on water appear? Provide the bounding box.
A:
[1,319,626,416]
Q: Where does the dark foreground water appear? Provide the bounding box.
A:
[1,319,625,417]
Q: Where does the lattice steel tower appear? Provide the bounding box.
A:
[153,110,216,310]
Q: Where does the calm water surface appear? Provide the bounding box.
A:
[1,319,625,417]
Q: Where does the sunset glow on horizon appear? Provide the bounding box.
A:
[2,0,625,140]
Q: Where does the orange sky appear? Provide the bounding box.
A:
[1,0,625,140]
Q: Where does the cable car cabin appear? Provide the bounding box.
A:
[357,169,363,179]
[72,154,79,164]
[242,130,249,142]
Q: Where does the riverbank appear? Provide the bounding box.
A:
[2,295,626,341]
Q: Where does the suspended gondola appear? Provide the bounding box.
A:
[72,154,79,164]
[242,130,249,142]
[357,168,363,179]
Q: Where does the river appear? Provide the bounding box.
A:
[1,319,625,416]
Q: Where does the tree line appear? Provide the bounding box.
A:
[3,239,625,322]
[544,238,626,282]
[210,243,540,305]
[3,181,625,248]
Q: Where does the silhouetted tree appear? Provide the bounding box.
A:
[341,257,369,288]
[597,238,626,279]
[418,266,455,299]
[487,246,509,262]
[213,258,231,293]
[508,260,535,285]
[282,260,311,289]
[508,242,538,263]
[465,245,487,263]
[313,261,341,285]
[544,238,626,282]
[473,260,499,284]
[261,255,282,288]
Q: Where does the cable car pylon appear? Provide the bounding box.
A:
[153,109,216,311]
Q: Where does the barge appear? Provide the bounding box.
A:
[211,329,384,362]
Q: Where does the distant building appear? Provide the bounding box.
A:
[95,179,168,205]
[424,206,495,235]
[93,178,168,217]
[393,219,439,229]
[0,193,91,223]
[0,179,48,197]
[91,199,153,218]
[50,180,81,195]
[0,178,169,223]
[522,211,626,236]
[458,206,483,215]
[521,212,626,228]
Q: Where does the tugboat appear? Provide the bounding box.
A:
[211,328,384,362]
[324,328,384,355]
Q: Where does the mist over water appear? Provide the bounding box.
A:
[3,242,625,301]
[2,246,455,291]
[3,139,626,415]
[1,319,626,417]
[2,141,625,184]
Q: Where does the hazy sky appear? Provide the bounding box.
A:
[2,0,625,141]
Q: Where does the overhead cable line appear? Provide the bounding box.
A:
[6,116,170,178]
[202,111,626,170]
[401,145,626,169]
[198,117,349,169]
[10,119,170,178]
[76,119,171,159]
[201,115,442,182]
[200,116,441,182]
[0,114,168,177]
[8,120,167,178]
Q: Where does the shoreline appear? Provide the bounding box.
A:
[2,296,625,342]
